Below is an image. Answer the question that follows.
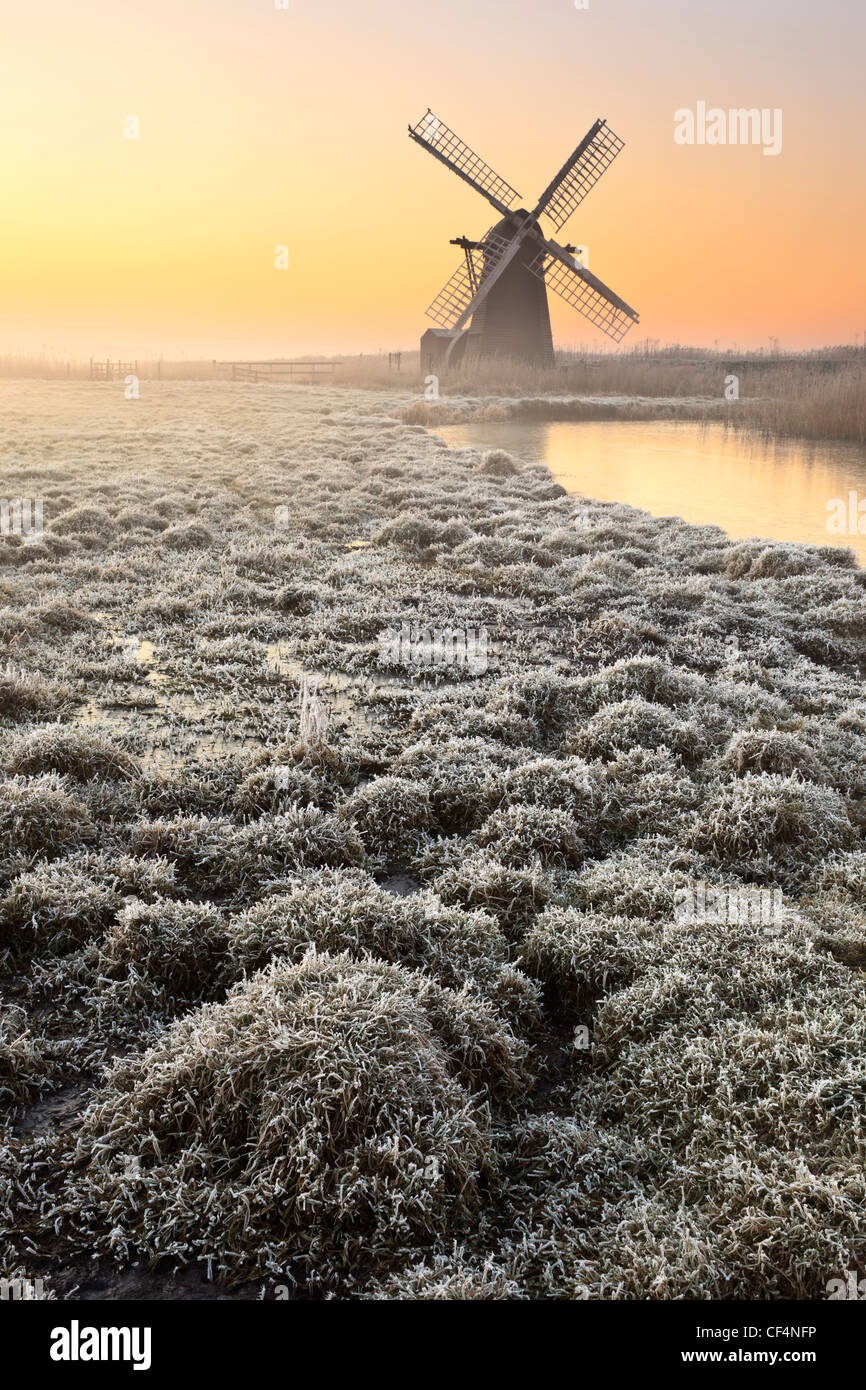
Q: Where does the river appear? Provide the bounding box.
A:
[436,419,866,565]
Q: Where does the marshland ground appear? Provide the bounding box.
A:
[1,375,865,1300]
[6,348,865,442]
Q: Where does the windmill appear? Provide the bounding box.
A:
[409,109,639,369]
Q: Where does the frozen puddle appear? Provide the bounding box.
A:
[69,619,503,771]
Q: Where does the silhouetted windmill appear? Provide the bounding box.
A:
[409,110,639,369]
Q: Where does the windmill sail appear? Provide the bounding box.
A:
[528,242,639,342]
[408,111,521,218]
[425,229,515,329]
[533,120,625,230]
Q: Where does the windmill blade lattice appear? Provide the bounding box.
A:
[527,244,639,342]
[408,110,521,217]
[425,229,514,329]
[534,120,625,231]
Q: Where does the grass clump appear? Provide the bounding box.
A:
[0,664,69,723]
[481,757,604,845]
[0,857,120,959]
[59,951,527,1287]
[430,850,552,940]
[574,657,704,714]
[522,909,652,1011]
[493,921,866,1298]
[97,898,227,996]
[0,1006,52,1107]
[567,841,709,921]
[35,601,92,633]
[49,505,114,538]
[471,804,586,870]
[48,899,231,1025]
[225,869,540,1027]
[479,450,520,477]
[568,698,707,764]
[813,851,866,907]
[0,851,178,959]
[693,773,853,888]
[159,522,214,550]
[722,729,825,782]
[797,850,866,969]
[0,775,95,885]
[361,1251,526,1300]
[395,736,521,835]
[129,807,364,897]
[234,764,337,815]
[484,673,579,750]
[342,776,436,865]
[604,746,701,843]
[3,725,139,781]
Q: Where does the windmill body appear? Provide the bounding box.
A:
[409,111,639,369]
[460,212,554,366]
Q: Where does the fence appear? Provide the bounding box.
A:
[89,359,138,381]
[226,360,340,383]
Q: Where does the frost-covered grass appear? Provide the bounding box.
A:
[0,380,864,1300]
[53,951,528,1288]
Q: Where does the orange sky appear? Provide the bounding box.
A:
[1,0,864,357]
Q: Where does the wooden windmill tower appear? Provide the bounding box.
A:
[409,110,639,369]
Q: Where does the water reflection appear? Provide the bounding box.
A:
[437,420,866,565]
